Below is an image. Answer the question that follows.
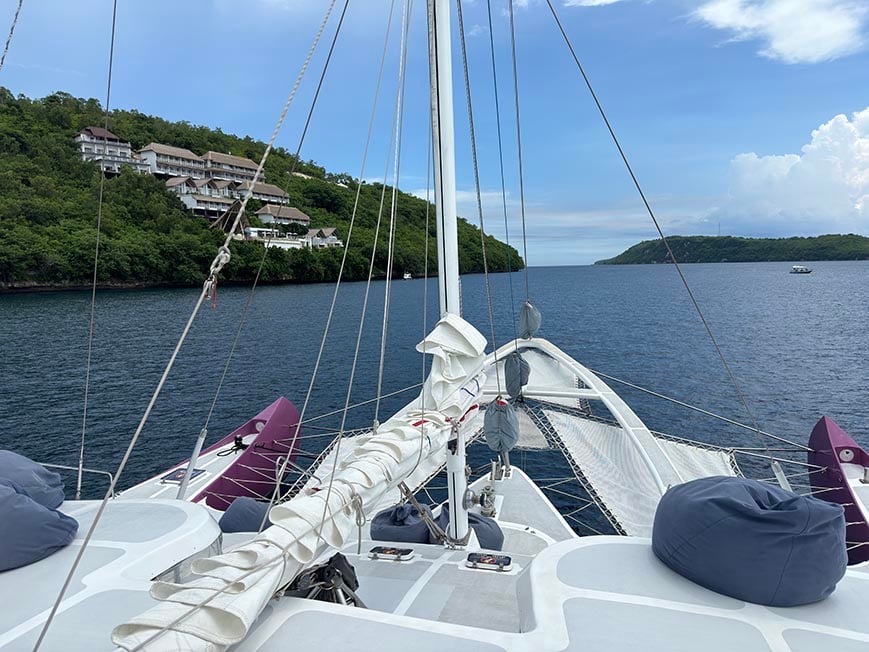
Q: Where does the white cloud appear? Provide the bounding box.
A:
[715,107,869,234]
[694,0,868,63]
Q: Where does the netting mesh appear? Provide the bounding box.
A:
[542,410,737,537]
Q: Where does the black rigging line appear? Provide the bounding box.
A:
[543,0,771,447]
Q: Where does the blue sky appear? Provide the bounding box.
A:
[2,0,868,265]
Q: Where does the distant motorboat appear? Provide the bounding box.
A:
[790,265,813,274]
[403,271,412,280]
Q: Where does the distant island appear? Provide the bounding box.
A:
[595,235,869,265]
[0,90,522,291]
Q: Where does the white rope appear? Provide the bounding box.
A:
[75,0,118,501]
[259,0,400,530]
[34,3,338,647]
[374,0,413,425]
[455,0,502,395]
[312,0,414,546]
[0,0,23,72]
[588,367,812,452]
[507,0,532,297]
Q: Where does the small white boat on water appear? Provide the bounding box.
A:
[403,271,412,280]
[791,265,813,274]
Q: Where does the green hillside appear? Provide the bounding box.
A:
[0,90,522,289]
[595,235,869,265]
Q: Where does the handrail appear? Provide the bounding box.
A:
[39,463,116,496]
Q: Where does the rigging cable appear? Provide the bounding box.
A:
[34,2,340,648]
[188,0,361,481]
[456,0,502,395]
[507,0,532,299]
[310,0,415,546]
[485,0,518,342]
[75,0,118,502]
[587,368,812,452]
[261,0,407,529]
[374,0,413,425]
[542,0,775,455]
[0,0,23,72]
[270,0,402,511]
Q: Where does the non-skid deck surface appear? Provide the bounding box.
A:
[244,536,869,652]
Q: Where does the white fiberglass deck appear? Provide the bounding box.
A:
[0,500,221,651]
[235,470,869,652]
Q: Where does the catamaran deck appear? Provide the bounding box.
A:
[236,470,869,652]
[0,500,220,651]
[4,471,868,650]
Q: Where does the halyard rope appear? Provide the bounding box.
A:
[456,0,502,396]
[508,0,532,300]
[260,0,406,531]
[35,2,339,647]
[0,0,23,72]
[75,0,118,502]
[313,0,414,547]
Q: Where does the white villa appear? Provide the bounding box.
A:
[138,143,206,178]
[73,127,150,175]
[203,151,263,183]
[307,227,343,249]
[72,131,339,244]
[237,181,290,205]
[164,176,295,218]
[255,205,310,226]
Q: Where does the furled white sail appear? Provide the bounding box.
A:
[112,315,488,651]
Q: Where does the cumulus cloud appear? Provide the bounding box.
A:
[716,107,869,234]
[694,0,868,63]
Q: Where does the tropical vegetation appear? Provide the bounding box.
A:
[596,235,869,265]
[0,90,522,289]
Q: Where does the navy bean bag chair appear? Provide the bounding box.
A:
[371,503,433,544]
[435,504,504,551]
[0,479,79,571]
[0,449,66,508]
[219,496,273,533]
[652,476,846,607]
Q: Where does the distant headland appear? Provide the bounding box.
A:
[595,234,869,265]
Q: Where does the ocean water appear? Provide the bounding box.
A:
[1,262,866,527]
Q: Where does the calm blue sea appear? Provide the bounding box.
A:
[1,262,867,524]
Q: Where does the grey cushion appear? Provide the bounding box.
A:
[218,496,272,533]
[0,479,79,571]
[371,504,433,544]
[0,450,65,508]
[652,476,846,607]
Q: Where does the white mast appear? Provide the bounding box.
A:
[428,0,469,544]
[428,0,461,318]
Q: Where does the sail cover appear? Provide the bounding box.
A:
[113,315,488,651]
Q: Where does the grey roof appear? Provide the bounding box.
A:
[165,176,194,188]
[307,227,338,238]
[237,181,289,198]
[204,151,259,170]
[77,126,125,142]
[139,142,203,161]
[255,205,311,222]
